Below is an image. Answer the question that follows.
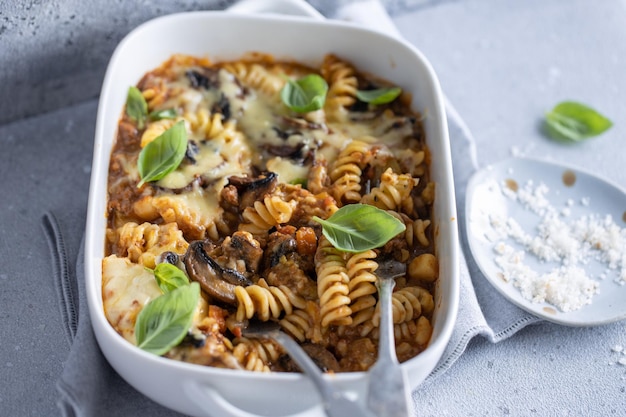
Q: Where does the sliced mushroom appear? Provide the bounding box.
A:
[211,93,231,120]
[263,143,305,159]
[226,172,278,209]
[184,140,199,164]
[186,68,220,90]
[281,116,327,133]
[184,241,252,304]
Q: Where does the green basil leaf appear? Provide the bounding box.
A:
[153,263,189,293]
[149,108,177,121]
[313,204,406,253]
[280,74,328,113]
[355,87,402,105]
[135,282,199,356]
[545,101,612,141]
[126,86,148,130]
[137,120,188,187]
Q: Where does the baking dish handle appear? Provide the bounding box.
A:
[228,0,324,20]
[184,381,323,417]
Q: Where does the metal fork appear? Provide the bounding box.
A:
[366,260,413,417]
[242,321,377,417]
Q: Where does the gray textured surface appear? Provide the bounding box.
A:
[0,0,236,125]
[1,0,626,416]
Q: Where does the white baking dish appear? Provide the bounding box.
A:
[85,1,460,415]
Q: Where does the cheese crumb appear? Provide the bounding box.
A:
[487,180,626,312]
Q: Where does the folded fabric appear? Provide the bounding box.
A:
[41,1,541,416]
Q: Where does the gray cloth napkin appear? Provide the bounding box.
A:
[41,1,542,416]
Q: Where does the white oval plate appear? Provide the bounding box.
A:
[465,157,626,326]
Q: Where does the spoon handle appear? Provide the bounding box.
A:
[367,278,413,417]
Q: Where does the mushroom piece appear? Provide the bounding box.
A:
[186,67,220,90]
[222,231,264,274]
[155,251,187,271]
[263,143,305,159]
[279,343,340,373]
[226,172,278,209]
[183,241,252,304]
[156,251,180,266]
[265,231,298,269]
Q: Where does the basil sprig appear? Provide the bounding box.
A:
[126,86,177,128]
[137,120,188,187]
[313,204,406,253]
[545,101,612,141]
[153,263,190,294]
[355,87,402,105]
[126,86,148,129]
[135,282,200,356]
[281,74,328,113]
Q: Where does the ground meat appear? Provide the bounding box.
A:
[265,255,317,301]
[337,338,378,372]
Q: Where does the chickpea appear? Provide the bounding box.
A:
[408,253,438,282]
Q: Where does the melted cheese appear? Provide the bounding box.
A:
[102,255,162,343]
[266,156,310,184]
[103,255,211,342]
[148,63,414,229]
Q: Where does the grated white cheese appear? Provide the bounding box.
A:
[487,180,626,312]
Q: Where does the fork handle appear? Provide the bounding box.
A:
[366,278,413,417]
[376,278,397,363]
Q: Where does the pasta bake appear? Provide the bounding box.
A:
[103,53,439,373]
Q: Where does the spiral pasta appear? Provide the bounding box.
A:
[329,140,371,205]
[184,107,230,140]
[315,236,352,328]
[141,78,168,111]
[239,195,297,237]
[412,219,431,247]
[360,168,416,213]
[345,249,378,326]
[372,286,423,327]
[234,278,306,321]
[321,54,358,119]
[114,221,189,268]
[232,337,282,372]
[370,316,432,345]
[280,308,312,342]
[222,62,285,97]
[140,118,178,147]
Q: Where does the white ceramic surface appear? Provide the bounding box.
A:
[466,157,626,326]
[84,1,459,416]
